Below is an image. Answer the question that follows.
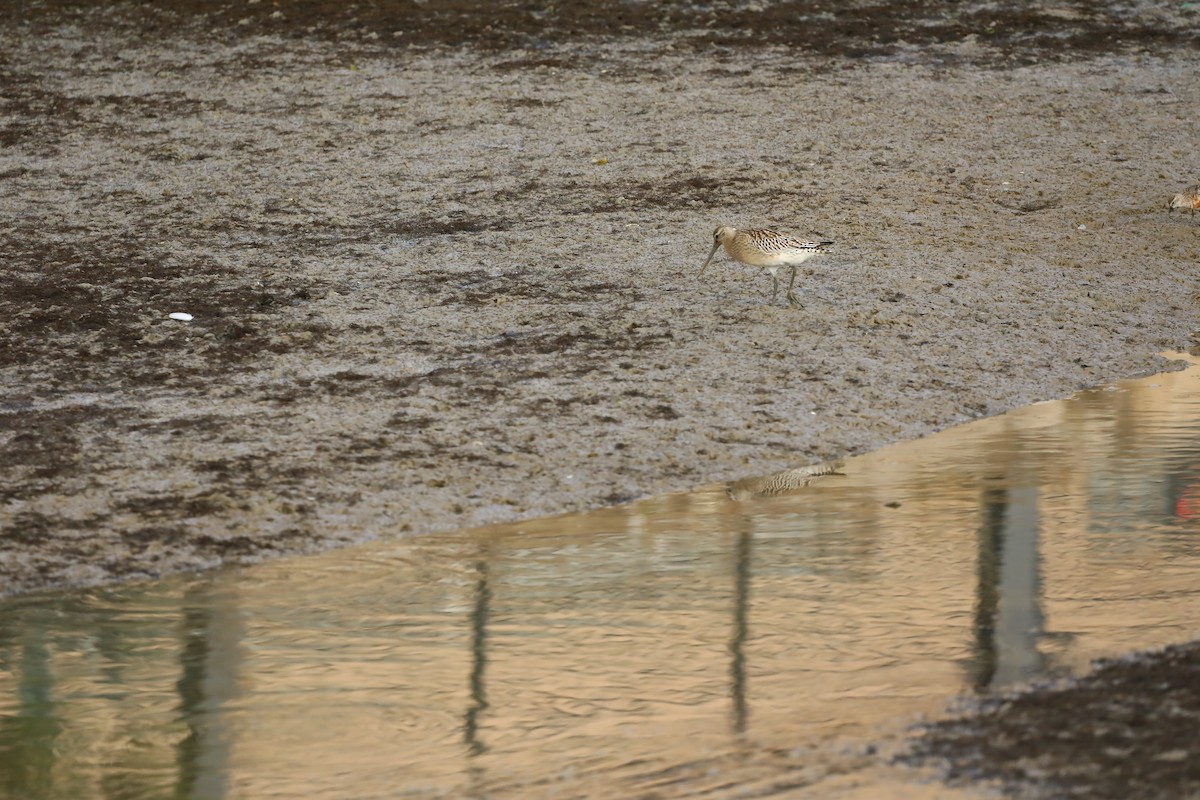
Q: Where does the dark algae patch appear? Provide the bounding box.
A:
[902,642,1200,800]
[11,0,1198,65]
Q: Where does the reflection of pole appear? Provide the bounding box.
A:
[970,484,1006,691]
[0,619,61,796]
[993,485,1044,686]
[969,481,1045,690]
[729,531,751,734]
[174,603,210,796]
[174,583,241,800]
[464,556,491,757]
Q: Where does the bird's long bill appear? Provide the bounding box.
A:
[698,241,720,276]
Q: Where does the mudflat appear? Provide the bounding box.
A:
[2,0,1198,597]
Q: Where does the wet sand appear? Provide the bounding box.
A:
[2,1,1199,797]
[902,641,1200,799]
[4,0,1199,597]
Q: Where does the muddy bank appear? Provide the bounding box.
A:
[902,640,1200,799]
[10,0,1198,62]
[2,2,1199,597]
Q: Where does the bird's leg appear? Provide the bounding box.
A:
[769,268,779,299]
[786,266,802,308]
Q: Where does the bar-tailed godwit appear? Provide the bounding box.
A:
[699,225,833,307]
[1169,185,1200,215]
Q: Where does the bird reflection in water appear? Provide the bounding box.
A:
[725,460,845,501]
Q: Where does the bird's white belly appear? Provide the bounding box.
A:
[739,249,817,268]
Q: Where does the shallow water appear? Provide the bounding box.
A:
[4,356,1200,799]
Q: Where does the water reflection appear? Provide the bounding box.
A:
[3,355,1200,799]
[465,549,490,757]
[174,585,241,800]
[726,460,844,500]
[968,483,1046,690]
[730,528,751,735]
[0,618,59,799]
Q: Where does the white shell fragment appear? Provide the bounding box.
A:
[168,312,194,322]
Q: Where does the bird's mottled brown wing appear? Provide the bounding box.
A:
[741,228,783,249]
[776,236,832,252]
[744,228,829,254]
